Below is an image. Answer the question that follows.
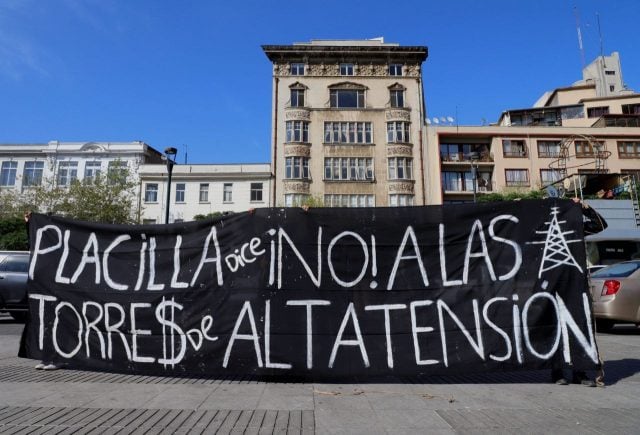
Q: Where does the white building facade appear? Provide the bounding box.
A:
[138,163,272,223]
[0,141,163,218]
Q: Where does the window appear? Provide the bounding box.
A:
[609,85,615,92]
[0,255,29,273]
[537,140,561,158]
[387,122,410,143]
[605,70,616,75]
[22,161,44,187]
[622,104,640,115]
[144,183,158,202]
[285,157,310,179]
[330,89,365,108]
[0,161,18,187]
[575,140,604,157]
[441,171,492,192]
[199,183,209,202]
[57,161,78,186]
[290,63,305,75]
[324,122,373,144]
[389,194,414,207]
[142,219,157,225]
[390,88,404,108]
[285,121,309,142]
[502,140,527,157]
[290,87,305,107]
[223,183,233,202]
[175,183,185,202]
[284,193,309,207]
[618,141,640,158]
[505,169,530,187]
[324,157,373,181]
[84,161,102,181]
[107,161,128,184]
[587,106,609,118]
[502,139,527,156]
[540,169,562,185]
[340,63,354,76]
[250,182,263,202]
[389,64,403,76]
[388,157,413,180]
[324,194,374,207]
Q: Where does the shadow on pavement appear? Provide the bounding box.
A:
[601,358,640,385]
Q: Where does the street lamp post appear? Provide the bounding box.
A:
[469,151,480,203]
[164,147,178,224]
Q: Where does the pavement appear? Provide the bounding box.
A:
[0,314,639,434]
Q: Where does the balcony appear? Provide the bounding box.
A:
[440,151,493,163]
[443,180,494,194]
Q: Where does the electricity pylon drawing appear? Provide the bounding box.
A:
[529,207,583,278]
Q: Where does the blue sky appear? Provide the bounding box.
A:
[1,0,638,164]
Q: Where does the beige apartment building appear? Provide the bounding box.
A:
[426,52,640,204]
[263,39,428,207]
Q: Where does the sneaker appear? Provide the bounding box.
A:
[555,377,569,386]
[573,371,596,387]
[42,364,59,371]
[551,369,568,385]
[34,362,45,370]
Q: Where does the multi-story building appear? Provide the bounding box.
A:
[426,52,640,206]
[0,140,163,216]
[263,38,428,207]
[138,163,272,223]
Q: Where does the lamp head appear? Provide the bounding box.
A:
[164,147,178,157]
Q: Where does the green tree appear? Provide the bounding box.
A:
[23,162,140,224]
[477,189,544,202]
[0,217,28,250]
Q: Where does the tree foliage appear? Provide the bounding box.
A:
[0,217,28,251]
[0,161,139,225]
[477,189,545,202]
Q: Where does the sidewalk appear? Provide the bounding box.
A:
[0,317,639,434]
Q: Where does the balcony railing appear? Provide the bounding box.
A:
[440,152,493,163]
[443,180,494,193]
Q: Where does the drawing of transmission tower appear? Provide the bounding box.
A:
[529,207,583,278]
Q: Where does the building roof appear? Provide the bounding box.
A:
[262,39,427,63]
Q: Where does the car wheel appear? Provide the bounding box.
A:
[9,312,27,322]
[596,319,615,333]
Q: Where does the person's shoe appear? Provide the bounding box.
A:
[551,369,568,385]
[42,363,59,371]
[555,377,569,386]
[34,362,45,370]
[573,371,596,387]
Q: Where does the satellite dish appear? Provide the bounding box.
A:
[433,118,440,124]
[426,118,431,125]
[439,117,447,123]
[546,186,559,198]
[447,116,454,123]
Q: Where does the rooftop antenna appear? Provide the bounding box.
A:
[184,144,188,164]
[573,6,586,68]
[596,12,605,67]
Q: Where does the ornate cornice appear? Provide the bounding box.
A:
[385,108,411,121]
[388,180,415,193]
[386,145,413,157]
[284,109,311,121]
[284,145,311,157]
[283,180,311,194]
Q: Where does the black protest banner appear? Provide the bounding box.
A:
[20,199,600,378]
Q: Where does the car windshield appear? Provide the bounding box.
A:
[592,261,640,278]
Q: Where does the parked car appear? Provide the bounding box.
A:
[0,252,30,322]
[590,260,640,332]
